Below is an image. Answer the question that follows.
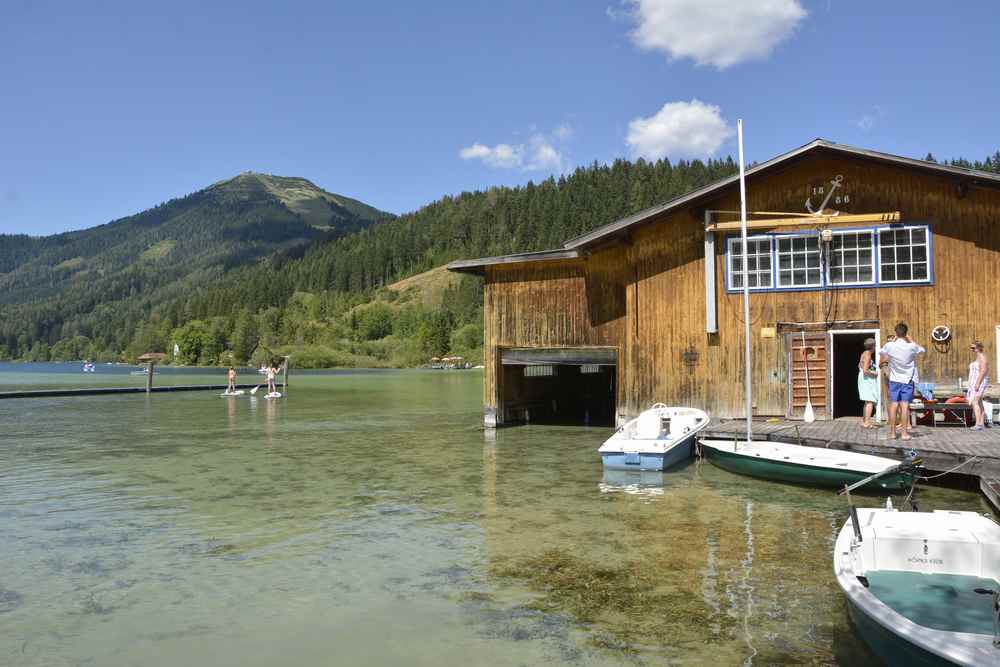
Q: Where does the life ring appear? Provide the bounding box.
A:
[931,325,951,342]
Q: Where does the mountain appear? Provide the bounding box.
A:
[0,173,392,358]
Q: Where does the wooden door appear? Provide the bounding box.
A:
[786,332,829,420]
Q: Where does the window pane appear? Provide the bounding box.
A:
[913,246,926,261]
[860,266,872,281]
[807,253,820,268]
[897,246,911,263]
[859,248,872,264]
[897,264,912,281]
[845,249,858,265]
[793,254,805,268]
[843,234,857,249]
[779,254,791,270]
[882,265,895,281]
[895,229,909,245]
[759,255,771,270]
[807,269,821,285]
[881,246,894,263]
[747,257,757,271]
[914,263,928,280]
[778,238,791,252]
[830,267,843,283]
[912,228,926,244]
[845,267,858,282]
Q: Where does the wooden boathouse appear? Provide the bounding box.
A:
[449,139,1000,428]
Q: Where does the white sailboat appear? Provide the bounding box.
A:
[834,506,1000,665]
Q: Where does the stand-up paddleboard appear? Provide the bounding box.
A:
[220,390,245,397]
[265,392,282,399]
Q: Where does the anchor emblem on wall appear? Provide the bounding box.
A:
[805,175,850,214]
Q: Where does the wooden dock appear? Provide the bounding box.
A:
[703,418,1000,512]
[0,383,260,400]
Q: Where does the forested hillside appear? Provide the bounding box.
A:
[3,150,998,368]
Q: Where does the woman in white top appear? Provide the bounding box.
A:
[967,341,990,430]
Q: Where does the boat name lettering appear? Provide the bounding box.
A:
[906,556,944,565]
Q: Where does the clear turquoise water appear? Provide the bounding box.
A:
[866,571,998,636]
[0,366,993,666]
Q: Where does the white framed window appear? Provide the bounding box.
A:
[828,230,875,285]
[879,226,929,283]
[727,236,772,290]
[776,235,822,288]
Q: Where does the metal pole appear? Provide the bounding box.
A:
[738,119,753,443]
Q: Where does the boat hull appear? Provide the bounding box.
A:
[702,445,912,491]
[601,437,693,472]
[845,596,957,667]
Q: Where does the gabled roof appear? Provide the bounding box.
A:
[448,138,1000,273]
[447,248,581,274]
[563,138,1000,249]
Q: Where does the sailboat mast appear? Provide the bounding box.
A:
[737,120,753,442]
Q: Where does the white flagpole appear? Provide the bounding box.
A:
[738,119,753,443]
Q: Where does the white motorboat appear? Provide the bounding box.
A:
[598,404,709,471]
[834,506,1000,666]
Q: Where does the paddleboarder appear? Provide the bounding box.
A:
[227,366,237,394]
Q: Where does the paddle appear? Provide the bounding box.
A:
[802,332,815,423]
[250,384,262,395]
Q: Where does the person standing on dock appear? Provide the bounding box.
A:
[227,367,237,394]
[858,338,880,429]
[879,323,925,441]
[967,341,990,431]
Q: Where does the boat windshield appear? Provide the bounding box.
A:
[866,570,998,635]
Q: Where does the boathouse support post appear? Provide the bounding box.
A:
[704,210,717,334]
[146,362,154,393]
[282,356,290,394]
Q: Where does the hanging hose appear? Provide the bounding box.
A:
[918,456,981,481]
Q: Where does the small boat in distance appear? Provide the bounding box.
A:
[129,367,149,376]
[82,361,96,373]
[698,439,915,491]
[835,507,1000,665]
[599,405,709,471]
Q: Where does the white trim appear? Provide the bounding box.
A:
[829,329,882,422]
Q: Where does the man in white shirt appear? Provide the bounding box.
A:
[879,322,925,440]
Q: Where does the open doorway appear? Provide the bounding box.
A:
[499,348,617,426]
[830,330,880,419]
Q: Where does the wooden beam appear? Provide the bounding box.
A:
[706,211,901,232]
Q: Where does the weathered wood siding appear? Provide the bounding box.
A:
[483,248,628,422]
[483,152,1000,421]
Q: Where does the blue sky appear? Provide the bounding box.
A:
[1,1,998,235]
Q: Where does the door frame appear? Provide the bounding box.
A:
[828,328,882,421]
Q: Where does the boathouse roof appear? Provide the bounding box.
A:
[448,138,1000,273]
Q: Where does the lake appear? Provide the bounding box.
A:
[0,366,992,666]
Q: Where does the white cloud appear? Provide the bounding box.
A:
[626,99,734,160]
[459,143,522,168]
[624,0,807,69]
[459,127,569,172]
[857,105,887,131]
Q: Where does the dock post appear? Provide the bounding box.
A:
[282,355,290,394]
[146,362,154,393]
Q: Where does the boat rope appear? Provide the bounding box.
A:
[917,456,980,480]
